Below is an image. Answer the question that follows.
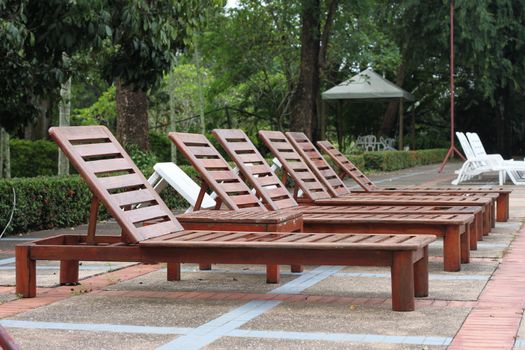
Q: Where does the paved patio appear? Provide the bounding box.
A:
[1,162,525,349]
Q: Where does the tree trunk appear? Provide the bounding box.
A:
[290,0,321,139]
[0,128,10,179]
[115,80,149,150]
[24,99,50,140]
[58,78,71,175]
[379,64,406,136]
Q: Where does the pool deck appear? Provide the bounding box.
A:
[1,162,525,349]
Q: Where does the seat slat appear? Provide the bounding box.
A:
[137,221,183,240]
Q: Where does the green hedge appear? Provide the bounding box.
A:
[359,148,447,172]
[0,165,200,235]
[10,139,58,177]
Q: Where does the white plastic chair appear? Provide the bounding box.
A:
[147,162,216,213]
[466,132,525,185]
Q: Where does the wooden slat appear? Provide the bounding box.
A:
[74,143,120,158]
[125,205,169,223]
[59,126,110,141]
[111,189,156,207]
[137,221,183,240]
[86,158,133,174]
[98,173,143,190]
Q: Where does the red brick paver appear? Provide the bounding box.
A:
[0,263,161,318]
[449,226,525,349]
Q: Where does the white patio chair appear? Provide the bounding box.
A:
[452,132,495,185]
[147,162,216,213]
[466,132,525,185]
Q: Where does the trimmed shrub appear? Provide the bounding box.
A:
[360,148,447,172]
[0,165,201,235]
[10,139,58,177]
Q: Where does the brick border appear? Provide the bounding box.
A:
[449,225,525,349]
[0,263,161,318]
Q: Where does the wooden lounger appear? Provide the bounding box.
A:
[212,129,486,240]
[15,126,435,312]
[258,130,495,228]
[170,131,473,271]
[311,137,510,222]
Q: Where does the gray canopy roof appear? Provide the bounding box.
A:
[322,68,414,101]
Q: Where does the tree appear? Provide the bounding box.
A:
[101,0,211,150]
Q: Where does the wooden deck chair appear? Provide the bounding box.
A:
[212,129,485,241]
[258,130,496,234]
[14,126,437,312]
[170,131,473,272]
[294,134,511,223]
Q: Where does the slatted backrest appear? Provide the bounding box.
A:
[212,129,298,211]
[168,132,266,211]
[286,132,350,197]
[317,140,378,191]
[49,126,184,243]
[466,132,488,157]
[456,132,476,160]
[258,130,331,201]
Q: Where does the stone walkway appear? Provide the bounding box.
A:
[1,162,524,349]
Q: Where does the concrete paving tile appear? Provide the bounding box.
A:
[240,303,470,337]
[205,336,447,349]
[303,274,487,301]
[11,294,243,328]
[106,267,296,294]
[8,328,173,350]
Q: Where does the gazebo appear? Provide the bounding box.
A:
[322,68,415,150]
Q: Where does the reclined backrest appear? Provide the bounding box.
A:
[49,126,183,243]
[466,132,488,157]
[317,140,377,191]
[212,129,298,211]
[286,132,350,197]
[169,132,266,211]
[258,130,331,202]
[456,132,476,160]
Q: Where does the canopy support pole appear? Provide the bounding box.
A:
[411,105,416,150]
[398,98,404,150]
[439,0,465,172]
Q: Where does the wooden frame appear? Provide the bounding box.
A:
[170,131,474,271]
[258,130,495,229]
[15,126,436,312]
[316,139,510,222]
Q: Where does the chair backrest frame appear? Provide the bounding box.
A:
[50,126,184,243]
[212,129,298,211]
[168,132,267,211]
[317,140,378,191]
[285,132,350,198]
[258,130,332,202]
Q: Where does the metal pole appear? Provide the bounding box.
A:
[438,0,465,172]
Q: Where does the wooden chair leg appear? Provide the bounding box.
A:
[167,263,181,281]
[60,260,79,285]
[496,193,509,222]
[490,203,496,228]
[291,265,303,273]
[15,245,36,298]
[469,222,477,250]
[476,213,484,241]
[199,263,212,270]
[443,226,461,272]
[266,265,280,284]
[391,251,415,311]
[483,209,490,236]
[414,247,429,297]
[460,226,470,264]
